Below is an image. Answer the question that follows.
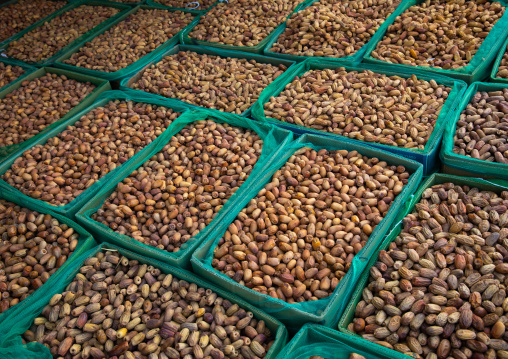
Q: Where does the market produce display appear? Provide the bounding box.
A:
[132,51,289,114]
[0,73,96,148]
[2,100,180,206]
[0,62,26,88]
[22,249,277,358]
[188,0,307,47]
[0,199,79,314]
[264,69,451,150]
[5,4,121,63]
[2,0,508,356]
[349,182,508,358]
[63,9,194,73]
[269,0,401,58]
[453,88,508,164]
[0,0,66,43]
[370,0,505,69]
[92,119,263,253]
[212,147,410,302]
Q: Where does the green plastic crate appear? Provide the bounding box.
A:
[440,81,508,180]
[0,242,289,358]
[191,132,423,333]
[75,107,293,269]
[120,44,296,117]
[276,323,414,359]
[0,57,37,93]
[0,66,110,161]
[179,0,313,54]
[0,0,72,48]
[146,0,218,15]
[0,0,132,67]
[490,34,508,84]
[338,173,508,359]
[250,58,467,174]
[0,89,191,219]
[262,0,408,65]
[0,189,96,326]
[53,4,199,82]
[362,0,508,84]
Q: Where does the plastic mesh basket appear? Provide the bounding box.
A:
[191,132,423,332]
[0,0,132,66]
[250,59,467,174]
[362,0,508,84]
[338,173,508,359]
[0,242,289,359]
[120,44,296,117]
[262,0,409,65]
[440,81,508,180]
[0,190,96,326]
[179,0,314,54]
